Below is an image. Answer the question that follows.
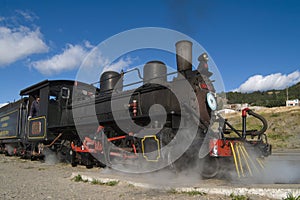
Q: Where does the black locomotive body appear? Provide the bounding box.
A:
[0,40,271,178]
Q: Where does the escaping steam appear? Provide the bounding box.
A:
[42,148,59,165]
[5,144,14,155]
[252,159,300,184]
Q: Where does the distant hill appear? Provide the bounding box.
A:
[226,82,300,107]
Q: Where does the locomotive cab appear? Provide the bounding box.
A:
[20,80,78,141]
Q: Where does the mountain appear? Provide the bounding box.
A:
[226,82,300,107]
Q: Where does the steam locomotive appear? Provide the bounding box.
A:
[0,40,271,178]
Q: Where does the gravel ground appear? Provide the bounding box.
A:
[0,154,292,200]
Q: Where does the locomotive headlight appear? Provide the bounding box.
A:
[203,53,209,61]
[206,93,217,111]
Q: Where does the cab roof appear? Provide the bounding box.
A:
[20,80,77,96]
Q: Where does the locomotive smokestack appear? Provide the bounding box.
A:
[175,40,193,73]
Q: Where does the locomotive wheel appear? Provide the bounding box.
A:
[86,165,93,169]
[95,160,106,168]
[71,162,77,167]
[31,155,37,161]
[58,142,73,163]
[82,153,94,169]
[200,156,220,179]
[70,150,77,167]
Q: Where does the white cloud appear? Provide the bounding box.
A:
[78,50,135,84]
[30,38,133,79]
[31,43,92,75]
[0,26,48,66]
[0,103,8,108]
[236,70,300,93]
[103,57,133,72]
[80,48,109,71]
[15,10,38,21]
[83,40,95,49]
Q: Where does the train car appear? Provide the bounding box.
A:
[0,80,96,161]
[0,98,28,155]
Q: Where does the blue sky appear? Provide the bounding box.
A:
[0,0,300,103]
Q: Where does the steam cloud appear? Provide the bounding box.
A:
[43,148,59,165]
[257,160,300,184]
[236,70,300,93]
[5,145,14,155]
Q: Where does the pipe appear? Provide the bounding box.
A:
[45,133,63,148]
